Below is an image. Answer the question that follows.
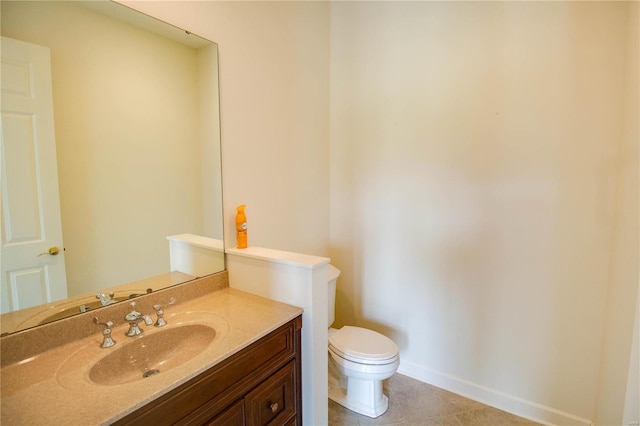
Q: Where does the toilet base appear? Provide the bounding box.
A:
[328,363,389,418]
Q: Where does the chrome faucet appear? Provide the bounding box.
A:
[153,297,176,327]
[124,301,153,336]
[128,288,153,299]
[93,317,116,348]
[96,292,117,306]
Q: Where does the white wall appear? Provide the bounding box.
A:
[330,2,637,424]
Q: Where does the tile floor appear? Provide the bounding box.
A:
[328,374,542,426]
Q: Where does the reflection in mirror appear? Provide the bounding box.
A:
[0,1,224,334]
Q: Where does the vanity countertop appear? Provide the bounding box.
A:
[0,285,303,425]
[0,271,196,335]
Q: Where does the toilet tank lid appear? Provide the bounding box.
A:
[328,264,341,281]
[329,326,398,362]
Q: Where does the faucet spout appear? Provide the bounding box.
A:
[96,292,117,306]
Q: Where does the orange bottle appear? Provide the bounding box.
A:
[236,205,248,249]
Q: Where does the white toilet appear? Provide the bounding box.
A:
[327,265,400,418]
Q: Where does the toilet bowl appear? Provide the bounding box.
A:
[327,265,399,418]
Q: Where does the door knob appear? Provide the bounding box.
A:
[38,246,60,256]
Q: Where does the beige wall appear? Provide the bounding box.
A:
[26,1,635,424]
[198,44,224,240]
[330,2,637,424]
[623,296,639,424]
[123,1,331,257]
[2,2,205,295]
[595,2,639,424]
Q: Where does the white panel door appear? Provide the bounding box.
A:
[1,36,68,314]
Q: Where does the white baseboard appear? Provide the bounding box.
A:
[397,360,592,426]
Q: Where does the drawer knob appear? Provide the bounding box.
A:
[270,402,279,413]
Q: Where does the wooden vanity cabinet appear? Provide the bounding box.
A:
[113,315,302,426]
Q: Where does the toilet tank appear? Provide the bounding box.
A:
[327,264,341,327]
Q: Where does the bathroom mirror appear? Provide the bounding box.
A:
[0,1,224,334]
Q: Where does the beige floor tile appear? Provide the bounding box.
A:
[456,407,540,426]
[328,374,540,426]
[437,389,487,415]
[413,414,464,426]
[390,386,457,420]
[329,399,362,426]
[384,373,426,391]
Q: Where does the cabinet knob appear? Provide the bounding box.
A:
[270,402,279,413]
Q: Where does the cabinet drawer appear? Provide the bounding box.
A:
[205,400,243,426]
[245,361,295,426]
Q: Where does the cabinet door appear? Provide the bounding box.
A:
[245,361,295,426]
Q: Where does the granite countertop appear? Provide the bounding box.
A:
[0,284,303,425]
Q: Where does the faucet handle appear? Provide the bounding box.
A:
[93,317,116,348]
[153,297,176,327]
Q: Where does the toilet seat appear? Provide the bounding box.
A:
[329,326,398,365]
